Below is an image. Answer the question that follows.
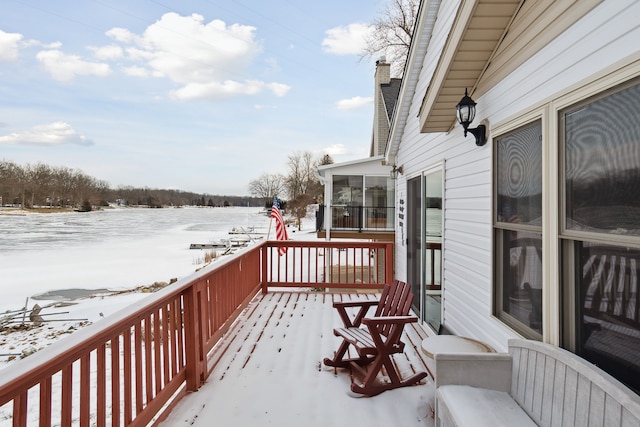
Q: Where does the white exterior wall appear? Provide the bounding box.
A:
[394,0,640,351]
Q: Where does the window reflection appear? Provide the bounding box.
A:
[565,83,640,235]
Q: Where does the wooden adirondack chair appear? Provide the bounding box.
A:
[323,280,428,396]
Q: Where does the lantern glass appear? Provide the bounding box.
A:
[456,89,476,127]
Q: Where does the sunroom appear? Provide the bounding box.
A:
[316,156,395,241]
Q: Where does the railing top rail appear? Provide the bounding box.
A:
[264,240,392,248]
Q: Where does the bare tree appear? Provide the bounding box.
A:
[285,151,326,230]
[362,0,419,76]
[248,173,286,205]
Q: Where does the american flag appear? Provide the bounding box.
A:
[271,196,288,255]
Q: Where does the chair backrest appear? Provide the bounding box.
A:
[374,280,414,336]
[509,339,640,426]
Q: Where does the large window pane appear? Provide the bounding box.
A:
[332,175,363,205]
[497,230,543,336]
[496,121,542,225]
[564,82,640,235]
[574,242,640,391]
[332,175,363,229]
[561,79,640,393]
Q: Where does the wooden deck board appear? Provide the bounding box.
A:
[159,291,436,426]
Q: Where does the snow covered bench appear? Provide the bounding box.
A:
[434,339,640,426]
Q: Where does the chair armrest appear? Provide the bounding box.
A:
[333,300,379,328]
[434,352,512,393]
[332,300,379,309]
[362,316,418,325]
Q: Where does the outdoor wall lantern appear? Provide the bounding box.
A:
[390,164,403,179]
[456,88,487,146]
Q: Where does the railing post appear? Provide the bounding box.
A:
[260,244,267,294]
[385,242,394,284]
[183,284,204,391]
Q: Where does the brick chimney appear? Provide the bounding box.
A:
[375,56,391,86]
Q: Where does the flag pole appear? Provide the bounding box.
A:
[266,196,274,240]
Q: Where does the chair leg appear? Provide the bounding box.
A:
[324,340,373,368]
[349,353,428,396]
[323,339,351,368]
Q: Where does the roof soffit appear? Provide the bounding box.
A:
[418,0,522,133]
[417,0,602,134]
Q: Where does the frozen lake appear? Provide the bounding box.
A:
[0,206,277,312]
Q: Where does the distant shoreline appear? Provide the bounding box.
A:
[0,207,74,215]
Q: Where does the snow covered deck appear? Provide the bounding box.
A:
[159,290,436,426]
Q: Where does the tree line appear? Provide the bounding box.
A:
[0,160,261,209]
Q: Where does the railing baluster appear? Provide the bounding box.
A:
[134,322,143,414]
[143,315,153,403]
[111,336,121,427]
[123,329,132,425]
[14,391,27,427]
[96,344,106,427]
[79,354,90,427]
[177,296,185,371]
[39,377,52,427]
[61,365,73,426]
[162,305,170,388]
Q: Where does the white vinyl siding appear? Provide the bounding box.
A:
[394,0,640,351]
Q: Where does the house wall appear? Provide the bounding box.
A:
[394,0,640,351]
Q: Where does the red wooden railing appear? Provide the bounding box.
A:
[0,240,392,426]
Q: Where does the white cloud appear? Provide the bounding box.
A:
[0,30,23,61]
[322,144,348,156]
[336,96,373,110]
[110,13,260,83]
[89,44,124,60]
[102,12,289,100]
[105,27,139,44]
[122,65,150,77]
[171,79,291,101]
[21,39,62,49]
[322,23,372,55]
[267,82,291,97]
[0,122,93,146]
[36,50,112,82]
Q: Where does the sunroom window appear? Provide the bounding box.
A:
[331,175,393,230]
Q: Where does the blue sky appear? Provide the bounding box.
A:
[0,0,386,195]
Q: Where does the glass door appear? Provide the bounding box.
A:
[407,168,443,331]
[424,170,443,331]
[407,177,422,309]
